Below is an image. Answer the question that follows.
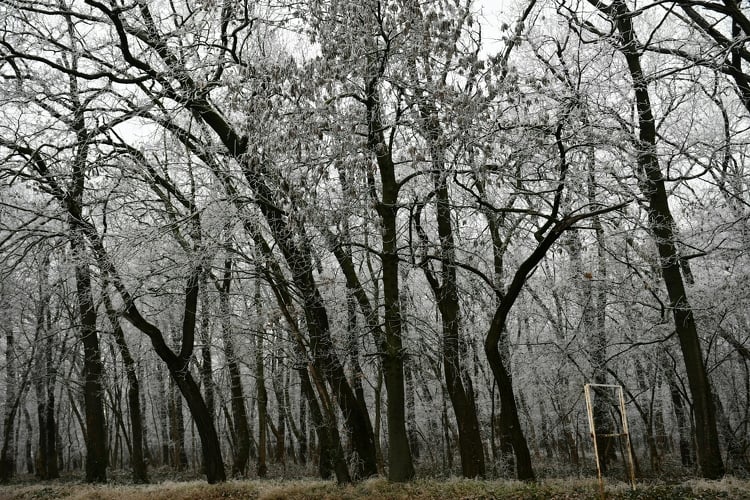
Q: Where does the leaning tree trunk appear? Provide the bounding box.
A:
[109,260,227,483]
[483,206,612,481]
[601,0,725,479]
[250,231,353,484]
[484,318,534,481]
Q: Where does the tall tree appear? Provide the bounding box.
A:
[588,0,725,479]
[219,256,251,477]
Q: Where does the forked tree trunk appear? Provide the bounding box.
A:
[482,205,611,480]
[365,74,415,482]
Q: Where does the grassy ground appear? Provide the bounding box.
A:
[0,476,748,500]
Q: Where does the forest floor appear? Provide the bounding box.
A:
[0,475,749,500]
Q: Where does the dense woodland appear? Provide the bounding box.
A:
[0,0,748,487]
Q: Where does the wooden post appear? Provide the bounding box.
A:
[618,386,636,490]
[584,383,636,498]
[584,384,604,499]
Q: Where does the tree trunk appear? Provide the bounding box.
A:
[71,236,106,483]
[247,233,352,484]
[103,290,148,483]
[242,175,378,479]
[346,291,368,424]
[115,265,226,483]
[140,362,153,466]
[168,331,188,471]
[170,368,223,480]
[0,331,18,482]
[602,0,725,479]
[256,324,268,478]
[31,254,59,481]
[298,385,308,466]
[219,258,250,477]
[366,76,415,483]
[23,408,33,474]
[405,362,420,460]
[661,349,694,467]
[714,394,750,474]
[199,278,215,426]
[156,363,170,466]
[168,375,187,469]
[271,359,287,466]
[301,362,350,483]
[411,110,485,477]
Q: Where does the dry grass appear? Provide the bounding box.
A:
[0,476,748,500]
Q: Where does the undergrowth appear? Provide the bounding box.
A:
[0,476,748,500]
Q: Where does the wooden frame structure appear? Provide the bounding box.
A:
[584,383,636,497]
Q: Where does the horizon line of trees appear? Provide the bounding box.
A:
[0,0,748,485]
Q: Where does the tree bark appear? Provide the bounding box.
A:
[271,360,287,466]
[156,363,170,466]
[404,362,420,461]
[298,385,308,466]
